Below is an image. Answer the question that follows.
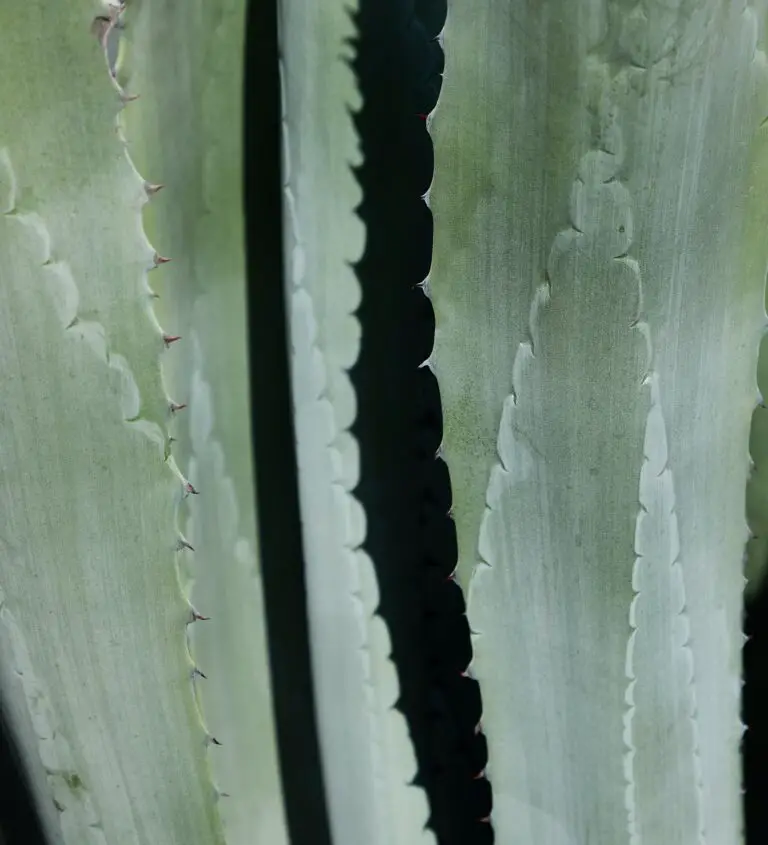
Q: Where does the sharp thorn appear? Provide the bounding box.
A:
[145,182,165,196]
[191,611,211,622]
[210,736,222,747]
[153,253,172,266]
[177,538,195,552]
[185,482,200,496]
[192,667,208,680]
[169,402,187,413]
[120,92,140,104]
[163,334,182,347]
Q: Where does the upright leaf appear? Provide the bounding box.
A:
[118,1,289,842]
[280,2,437,843]
[430,2,768,842]
[0,3,227,842]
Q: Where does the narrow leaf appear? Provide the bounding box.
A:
[281,2,437,843]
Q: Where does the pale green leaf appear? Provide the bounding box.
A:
[430,2,768,843]
[0,2,224,843]
[117,1,289,843]
[281,2,437,843]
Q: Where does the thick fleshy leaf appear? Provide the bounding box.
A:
[280,2,437,843]
[429,2,768,843]
[0,3,224,843]
[117,2,288,843]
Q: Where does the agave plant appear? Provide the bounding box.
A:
[1,0,767,844]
